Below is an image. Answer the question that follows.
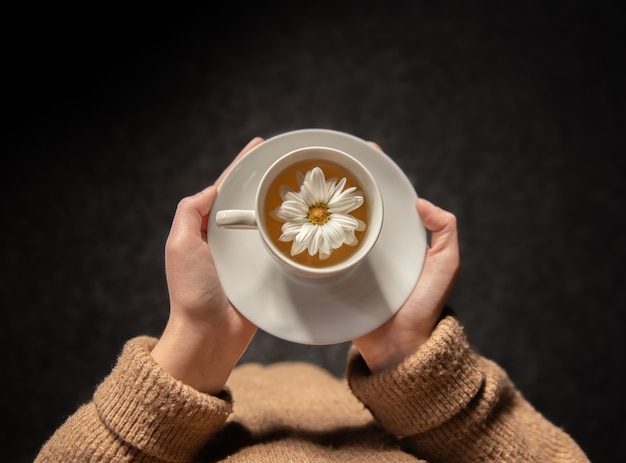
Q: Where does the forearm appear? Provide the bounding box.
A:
[37,337,233,462]
[399,356,590,462]
[150,316,242,395]
[36,402,138,462]
[347,315,589,462]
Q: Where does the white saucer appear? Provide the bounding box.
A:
[208,129,426,345]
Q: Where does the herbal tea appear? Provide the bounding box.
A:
[264,158,369,268]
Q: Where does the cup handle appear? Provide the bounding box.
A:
[215,210,258,229]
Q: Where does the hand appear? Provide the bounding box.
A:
[151,137,264,394]
[352,197,460,374]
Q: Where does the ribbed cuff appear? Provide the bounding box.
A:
[347,315,484,438]
[94,336,233,462]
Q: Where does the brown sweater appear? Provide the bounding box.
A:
[36,316,589,462]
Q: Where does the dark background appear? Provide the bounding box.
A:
[3,2,624,461]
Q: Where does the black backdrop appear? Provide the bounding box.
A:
[3,2,624,461]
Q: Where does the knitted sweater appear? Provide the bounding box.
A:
[36,316,589,462]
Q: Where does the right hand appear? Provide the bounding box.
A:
[353,197,460,373]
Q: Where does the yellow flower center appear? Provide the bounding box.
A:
[308,204,331,225]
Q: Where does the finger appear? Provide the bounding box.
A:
[416,198,455,232]
[416,198,458,255]
[413,199,460,303]
[169,186,218,242]
[367,141,383,152]
[171,136,263,243]
[215,137,264,188]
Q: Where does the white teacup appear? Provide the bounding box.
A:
[216,146,384,279]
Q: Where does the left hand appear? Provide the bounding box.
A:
[151,137,264,394]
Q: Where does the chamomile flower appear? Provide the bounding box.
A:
[273,167,366,260]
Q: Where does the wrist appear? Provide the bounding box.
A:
[150,317,240,394]
[354,336,427,374]
[354,322,433,374]
[354,306,450,374]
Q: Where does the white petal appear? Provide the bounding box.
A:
[318,230,332,256]
[308,228,325,256]
[290,239,308,256]
[333,185,357,198]
[280,186,308,207]
[308,167,332,203]
[279,200,308,217]
[328,177,347,200]
[329,213,359,230]
[282,221,305,233]
[344,229,358,246]
[296,222,318,245]
[279,185,295,201]
[323,221,347,249]
[296,171,305,187]
[274,205,301,222]
[328,194,364,214]
[356,218,367,231]
[299,181,318,206]
[328,181,352,205]
[279,221,304,241]
[273,209,288,221]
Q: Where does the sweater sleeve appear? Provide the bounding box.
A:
[35,336,233,463]
[346,315,590,462]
